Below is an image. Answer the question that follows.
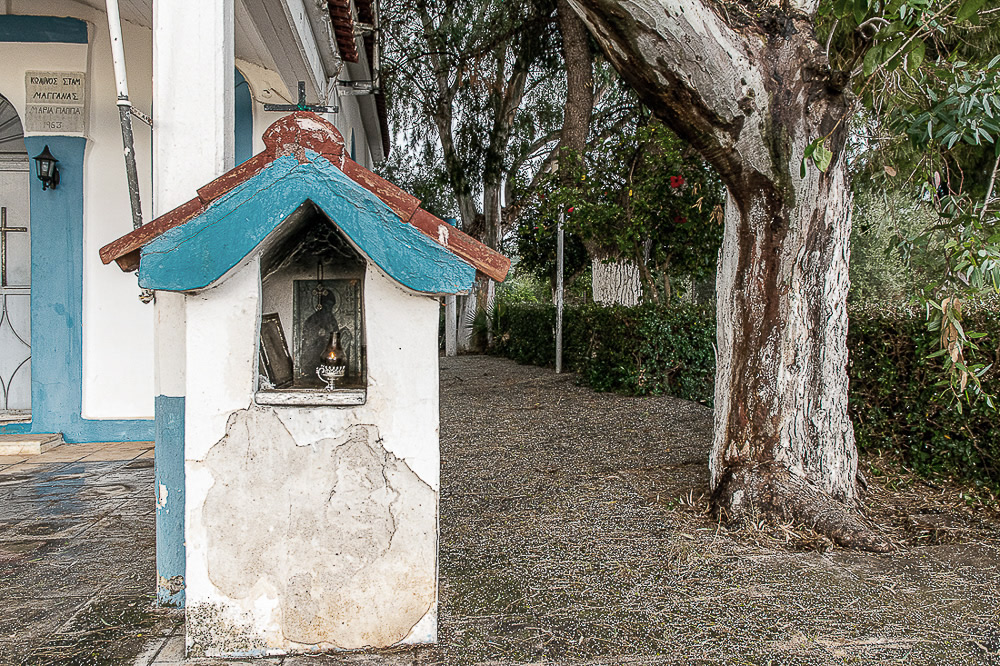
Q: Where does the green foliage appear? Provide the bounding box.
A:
[512,204,591,290]
[493,302,716,404]
[849,188,945,302]
[849,300,1000,486]
[895,57,1000,154]
[494,300,1000,489]
[494,269,552,305]
[517,120,725,302]
[802,138,834,176]
[846,32,1000,405]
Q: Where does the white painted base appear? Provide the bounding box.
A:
[0,433,63,455]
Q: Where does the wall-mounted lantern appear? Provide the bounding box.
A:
[32,145,60,191]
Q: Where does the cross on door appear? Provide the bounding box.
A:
[0,207,27,288]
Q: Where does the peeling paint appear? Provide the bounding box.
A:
[192,407,437,653]
[157,574,185,594]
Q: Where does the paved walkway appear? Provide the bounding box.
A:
[0,440,182,664]
[2,356,999,665]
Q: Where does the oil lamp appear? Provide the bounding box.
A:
[316,329,347,390]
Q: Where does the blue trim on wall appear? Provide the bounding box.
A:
[154,394,185,607]
[0,136,153,443]
[234,69,253,167]
[138,151,476,294]
[0,16,88,44]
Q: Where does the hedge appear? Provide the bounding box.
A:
[494,302,716,403]
[848,303,1000,489]
[493,301,1000,489]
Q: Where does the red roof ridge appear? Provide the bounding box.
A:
[99,112,510,283]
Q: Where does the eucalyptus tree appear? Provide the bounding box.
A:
[381,0,564,248]
[567,0,998,548]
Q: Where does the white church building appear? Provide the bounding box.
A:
[0,0,390,608]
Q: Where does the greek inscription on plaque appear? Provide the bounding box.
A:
[25,71,87,135]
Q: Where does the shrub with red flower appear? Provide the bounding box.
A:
[670,175,685,188]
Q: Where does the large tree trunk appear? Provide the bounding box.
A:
[592,257,643,306]
[710,162,884,549]
[570,0,888,550]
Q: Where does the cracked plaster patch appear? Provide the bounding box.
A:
[197,407,437,652]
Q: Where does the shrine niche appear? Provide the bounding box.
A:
[98,112,510,658]
[257,202,368,405]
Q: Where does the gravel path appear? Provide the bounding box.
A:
[7,355,998,665]
[431,355,1000,666]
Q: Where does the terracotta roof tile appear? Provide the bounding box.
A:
[341,158,420,221]
[99,112,510,284]
[99,196,204,266]
[327,0,359,63]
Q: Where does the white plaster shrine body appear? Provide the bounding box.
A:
[184,261,440,655]
[101,112,509,657]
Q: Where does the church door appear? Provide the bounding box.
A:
[0,95,30,417]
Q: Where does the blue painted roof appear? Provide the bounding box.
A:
[138,151,475,294]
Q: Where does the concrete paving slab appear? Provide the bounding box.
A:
[134,635,172,666]
[79,449,144,462]
[31,450,92,463]
[0,516,93,541]
[0,442,169,664]
[0,497,126,520]
[1,461,55,474]
[152,635,186,663]
[0,596,89,645]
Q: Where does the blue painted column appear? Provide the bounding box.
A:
[23,136,84,435]
[0,137,155,443]
[155,394,185,606]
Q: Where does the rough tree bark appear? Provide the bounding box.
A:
[592,257,643,305]
[569,0,888,550]
[555,0,594,163]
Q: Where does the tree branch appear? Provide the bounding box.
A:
[567,0,770,186]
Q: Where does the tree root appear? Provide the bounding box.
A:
[712,466,892,553]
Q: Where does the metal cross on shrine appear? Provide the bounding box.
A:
[263,81,338,114]
[0,207,27,288]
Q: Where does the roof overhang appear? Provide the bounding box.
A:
[100,113,509,291]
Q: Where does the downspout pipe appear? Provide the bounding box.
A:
[106,0,143,231]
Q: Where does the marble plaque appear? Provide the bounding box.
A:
[24,71,86,135]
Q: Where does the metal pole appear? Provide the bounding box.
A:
[106,0,143,230]
[555,209,564,374]
[445,295,457,357]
